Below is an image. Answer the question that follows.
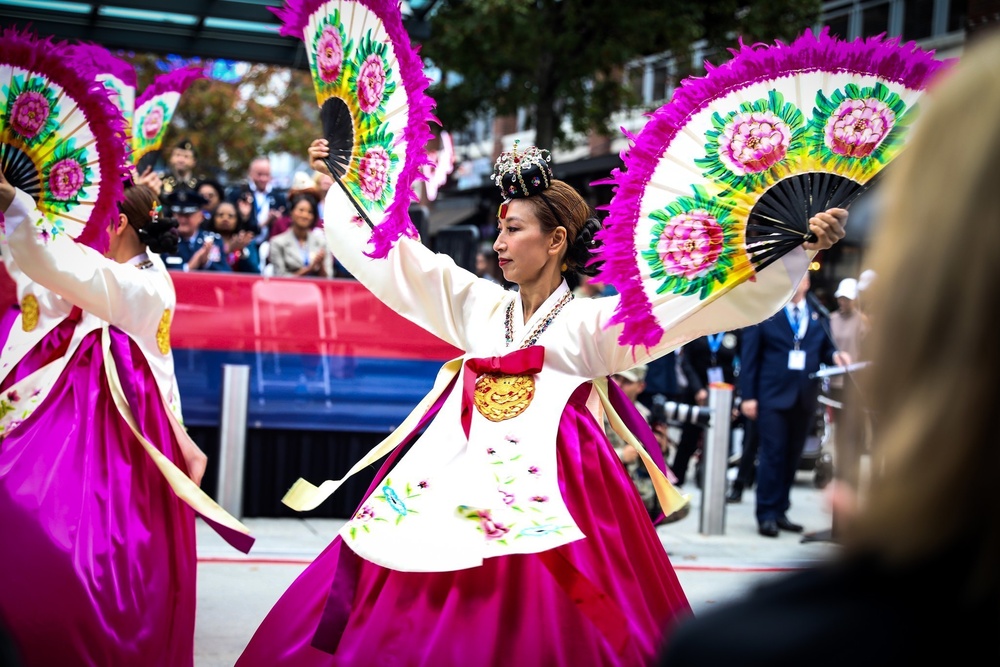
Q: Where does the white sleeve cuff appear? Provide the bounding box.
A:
[2,189,39,235]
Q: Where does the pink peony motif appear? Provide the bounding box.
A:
[825,98,895,158]
[6,390,19,402]
[48,159,85,200]
[10,91,50,139]
[357,54,387,113]
[142,106,164,141]
[476,510,510,540]
[657,210,725,280]
[316,26,344,83]
[358,146,391,201]
[720,111,791,174]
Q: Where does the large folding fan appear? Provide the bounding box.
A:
[272,0,435,257]
[131,64,204,174]
[0,27,129,252]
[597,29,952,347]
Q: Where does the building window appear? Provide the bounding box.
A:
[861,0,891,35]
[947,0,967,32]
[826,10,851,37]
[902,0,935,40]
[652,60,671,104]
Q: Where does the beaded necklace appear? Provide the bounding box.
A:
[505,290,574,348]
[135,259,154,270]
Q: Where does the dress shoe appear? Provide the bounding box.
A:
[758,519,779,537]
[776,516,803,532]
[725,483,743,504]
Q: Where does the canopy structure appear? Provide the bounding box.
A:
[0,0,439,67]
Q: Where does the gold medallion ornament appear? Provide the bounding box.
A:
[156,309,172,354]
[473,373,536,422]
[20,294,39,332]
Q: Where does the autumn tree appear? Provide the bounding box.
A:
[422,0,821,153]
[127,53,318,182]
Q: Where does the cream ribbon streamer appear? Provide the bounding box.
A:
[100,325,253,547]
[282,357,465,512]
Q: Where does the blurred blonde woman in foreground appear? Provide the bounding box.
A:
[661,29,1000,666]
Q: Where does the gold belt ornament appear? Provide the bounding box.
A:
[473,373,535,422]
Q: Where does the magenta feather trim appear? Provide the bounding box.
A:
[69,42,137,88]
[271,0,437,258]
[135,64,205,108]
[593,28,954,348]
[1,27,130,253]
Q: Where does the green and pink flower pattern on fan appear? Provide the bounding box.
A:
[350,33,397,121]
[4,76,60,146]
[139,101,168,143]
[809,82,910,170]
[41,141,92,209]
[313,13,349,85]
[349,125,399,210]
[696,90,806,193]
[643,187,741,299]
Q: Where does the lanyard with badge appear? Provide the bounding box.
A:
[706,332,726,384]
[786,303,808,371]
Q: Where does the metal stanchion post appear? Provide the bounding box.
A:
[218,364,250,519]
[700,382,734,535]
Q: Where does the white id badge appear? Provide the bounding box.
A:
[707,366,724,384]
[788,350,806,370]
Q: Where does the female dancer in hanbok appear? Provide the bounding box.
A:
[237,140,846,667]
[0,174,252,666]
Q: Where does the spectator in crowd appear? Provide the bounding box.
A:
[739,273,846,537]
[272,172,327,239]
[197,178,225,227]
[660,30,1000,665]
[475,248,501,284]
[211,201,260,274]
[676,331,744,493]
[606,365,658,520]
[228,156,287,238]
[160,138,201,196]
[267,193,333,278]
[856,268,877,328]
[829,278,866,367]
[827,276,869,491]
[571,274,605,299]
[607,364,691,526]
[160,187,231,272]
[313,170,333,220]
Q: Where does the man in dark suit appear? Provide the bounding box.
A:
[740,274,845,537]
[226,156,287,239]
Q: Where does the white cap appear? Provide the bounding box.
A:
[290,171,314,191]
[858,269,877,292]
[835,278,858,300]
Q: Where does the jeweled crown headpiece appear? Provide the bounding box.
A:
[491,140,553,200]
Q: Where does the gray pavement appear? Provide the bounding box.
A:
[194,471,840,667]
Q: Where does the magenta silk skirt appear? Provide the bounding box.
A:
[0,328,197,666]
[237,384,692,667]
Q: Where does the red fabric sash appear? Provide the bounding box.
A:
[460,345,545,437]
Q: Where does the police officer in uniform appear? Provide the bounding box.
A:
[159,187,231,272]
[159,138,201,196]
